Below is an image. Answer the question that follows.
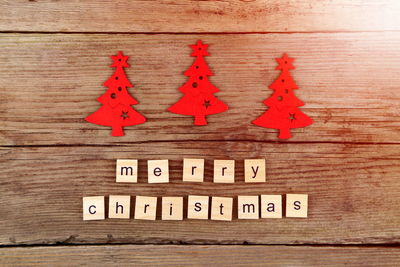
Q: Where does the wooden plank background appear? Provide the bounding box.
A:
[1,0,400,265]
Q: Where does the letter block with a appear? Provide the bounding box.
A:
[261,195,282,218]
[83,196,105,221]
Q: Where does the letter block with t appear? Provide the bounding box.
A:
[83,196,105,220]
[211,197,233,221]
[286,194,308,218]
[116,159,138,183]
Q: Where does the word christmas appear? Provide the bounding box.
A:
[83,194,308,221]
[116,159,268,183]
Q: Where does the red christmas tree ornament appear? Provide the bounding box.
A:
[252,54,313,139]
[168,40,228,125]
[85,51,146,136]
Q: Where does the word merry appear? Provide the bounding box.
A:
[116,159,266,183]
[83,194,308,221]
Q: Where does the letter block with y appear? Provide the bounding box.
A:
[83,196,105,220]
[116,159,138,183]
[244,159,266,183]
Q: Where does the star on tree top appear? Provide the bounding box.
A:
[190,40,209,57]
[111,51,129,68]
[276,53,295,71]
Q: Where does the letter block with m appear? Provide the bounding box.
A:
[116,159,138,183]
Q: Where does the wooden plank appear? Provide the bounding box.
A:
[0,142,399,245]
[1,33,400,146]
[2,245,400,266]
[1,1,400,33]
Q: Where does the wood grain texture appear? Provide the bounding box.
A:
[1,0,400,33]
[1,33,400,146]
[2,245,400,266]
[1,142,399,245]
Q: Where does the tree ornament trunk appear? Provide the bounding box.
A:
[111,126,124,137]
[278,128,292,139]
[194,115,207,126]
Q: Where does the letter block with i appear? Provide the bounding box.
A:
[162,197,184,220]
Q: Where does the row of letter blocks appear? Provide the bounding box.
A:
[83,194,308,221]
[117,159,267,183]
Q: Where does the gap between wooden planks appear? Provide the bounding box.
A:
[0,142,399,245]
[1,245,400,266]
[1,0,400,32]
[1,32,400,146]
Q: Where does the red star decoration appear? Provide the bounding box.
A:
[276,53,295,70]
[190,40,209,57]
[111,51,129,68]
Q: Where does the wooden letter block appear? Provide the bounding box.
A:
[286,194,308,218]
[183,158,205,182]
[238,195,259,219]
[134,196,157,220]
[116,159,138,183]
[148,160,169,183]
[213,160,235,183]
[83,196,105,221]
[261,195,282,218]
[109,195,131,219]
[162,197,184,220]
[211,197,233,221]
[187,195,209,220]
[244,159,266,183]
